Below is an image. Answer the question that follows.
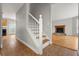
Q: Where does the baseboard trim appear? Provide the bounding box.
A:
[16,37,40,55]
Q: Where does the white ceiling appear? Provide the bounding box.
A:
[2,3,24,19]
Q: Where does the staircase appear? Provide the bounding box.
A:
[28,13,50,54]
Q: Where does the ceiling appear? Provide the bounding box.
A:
[2,3,24,19]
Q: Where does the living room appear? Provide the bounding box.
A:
[52,3,78,51]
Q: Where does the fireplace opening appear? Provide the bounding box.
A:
[55,25,65,33]
[56,28,64,33]
[2,29,7,36]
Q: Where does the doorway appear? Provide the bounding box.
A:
[2,29,7,36]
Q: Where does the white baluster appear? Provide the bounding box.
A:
[39,14,43,54]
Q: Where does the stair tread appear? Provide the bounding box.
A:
[43,39,49,44]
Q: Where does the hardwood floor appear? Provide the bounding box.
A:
[43,44,77,56]
[52,35,78,50]
[0,35,37,56]
[0,35,78,56]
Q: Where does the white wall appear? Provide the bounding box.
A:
[52,3,78,20]
[52,3,78,35]
[78,3,79,49]
[52,18,72,35]
[78,17,79,36]
[78,4,79,36]
[16,4,28,41]
[72,16,78,35]
[16,4,41,54]
[0,4,1,48]
[30,3,52,42]
[7,19,16,35]
[2,13,16,20]
[52,16,78,35]
[0,4,2,48]
[2,3,23,20]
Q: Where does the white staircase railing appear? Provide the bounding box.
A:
[28,12,43,54]
[28,13,39,24]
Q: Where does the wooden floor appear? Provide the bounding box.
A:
[0,35,37,56]
[0,35,78,56]
[52,35,78,50]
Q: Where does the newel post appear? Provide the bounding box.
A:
[39,14,43,54]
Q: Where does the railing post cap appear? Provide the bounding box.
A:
[39,14,42,18]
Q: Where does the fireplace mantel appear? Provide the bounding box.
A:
[55,25,65,28]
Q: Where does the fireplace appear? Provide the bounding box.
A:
[56,27,64,33]
[55,25,66,35]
